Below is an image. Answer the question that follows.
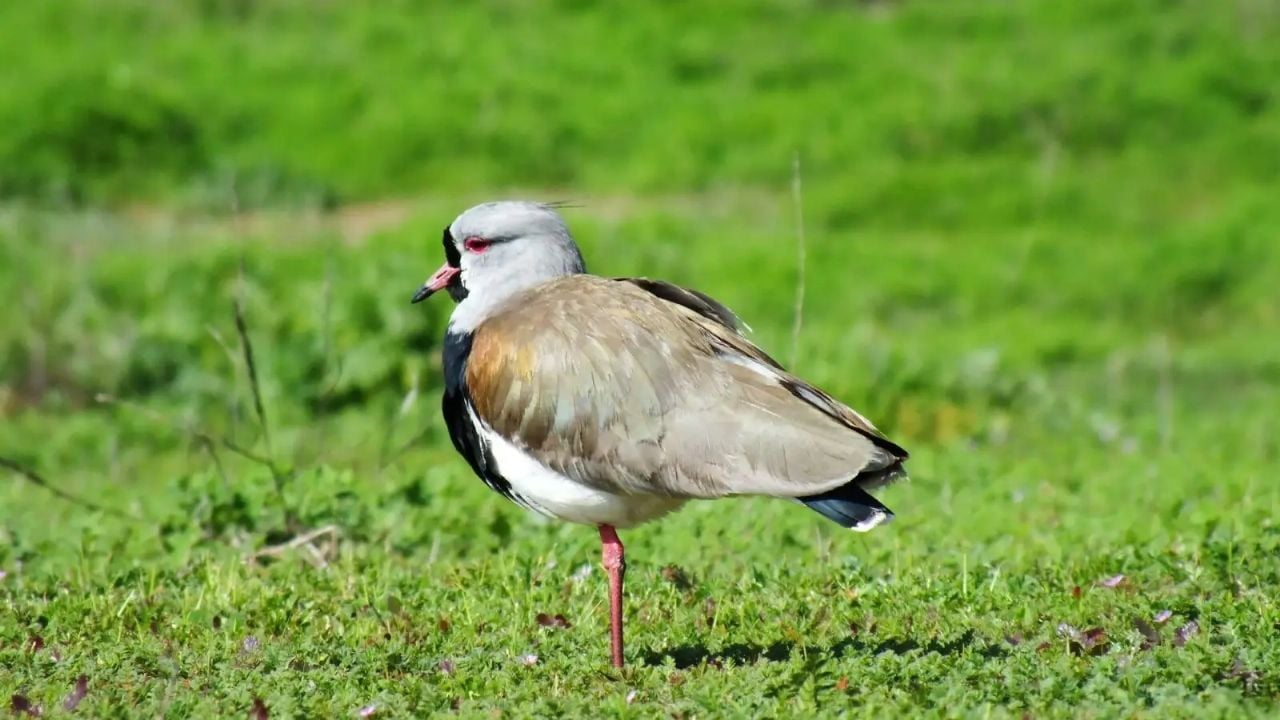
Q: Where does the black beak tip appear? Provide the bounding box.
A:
[410,286,433,304]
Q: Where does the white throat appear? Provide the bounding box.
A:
[448,279,533,332]
[448,266,583,333]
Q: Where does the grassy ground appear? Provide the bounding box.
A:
[3,0,1280,717]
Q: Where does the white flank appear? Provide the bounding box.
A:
[466,405,682,528]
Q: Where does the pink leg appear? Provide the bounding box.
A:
[598,524,626,668]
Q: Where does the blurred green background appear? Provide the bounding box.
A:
[2,1,1279,717]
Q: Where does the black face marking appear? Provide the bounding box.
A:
[440,226,469,302]
[441,331,514,501]
[442,226,461,268]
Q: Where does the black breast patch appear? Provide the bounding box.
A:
[441,330,515,502]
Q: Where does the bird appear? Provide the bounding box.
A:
[411,200,908,668]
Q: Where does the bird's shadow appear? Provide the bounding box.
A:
[641,629,1006,669]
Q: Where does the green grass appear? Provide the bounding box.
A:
[3,0,1280,717]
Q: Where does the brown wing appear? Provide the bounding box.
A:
[466,275,904,499]
[695,318,907,458]
[614,277,751,337]
[617,278,903,454]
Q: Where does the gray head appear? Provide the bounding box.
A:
[411,201,587,328]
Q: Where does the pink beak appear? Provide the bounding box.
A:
[411,263,460,303]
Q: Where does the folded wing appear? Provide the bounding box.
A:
[465,275,906,499]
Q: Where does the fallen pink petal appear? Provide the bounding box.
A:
[62,675,89,712]
[1174,621,1200,647]
[1098,574,1126,588]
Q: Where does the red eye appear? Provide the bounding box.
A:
[463,236,492,253]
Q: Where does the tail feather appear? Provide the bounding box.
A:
[800,463,904,532]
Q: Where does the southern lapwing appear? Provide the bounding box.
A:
[411,201,908,668]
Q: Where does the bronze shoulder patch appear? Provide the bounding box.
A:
[466,321,535,426]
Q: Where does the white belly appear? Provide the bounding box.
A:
[473,411,685,528]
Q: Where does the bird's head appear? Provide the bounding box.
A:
[411,201,586,306]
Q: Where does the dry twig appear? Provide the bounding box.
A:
[245,525,340,569]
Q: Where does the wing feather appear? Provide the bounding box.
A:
[466,275,906,499]
[614,277,750,336]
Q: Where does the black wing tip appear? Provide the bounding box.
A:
[854,422,910,461]
[883,439,910,461]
